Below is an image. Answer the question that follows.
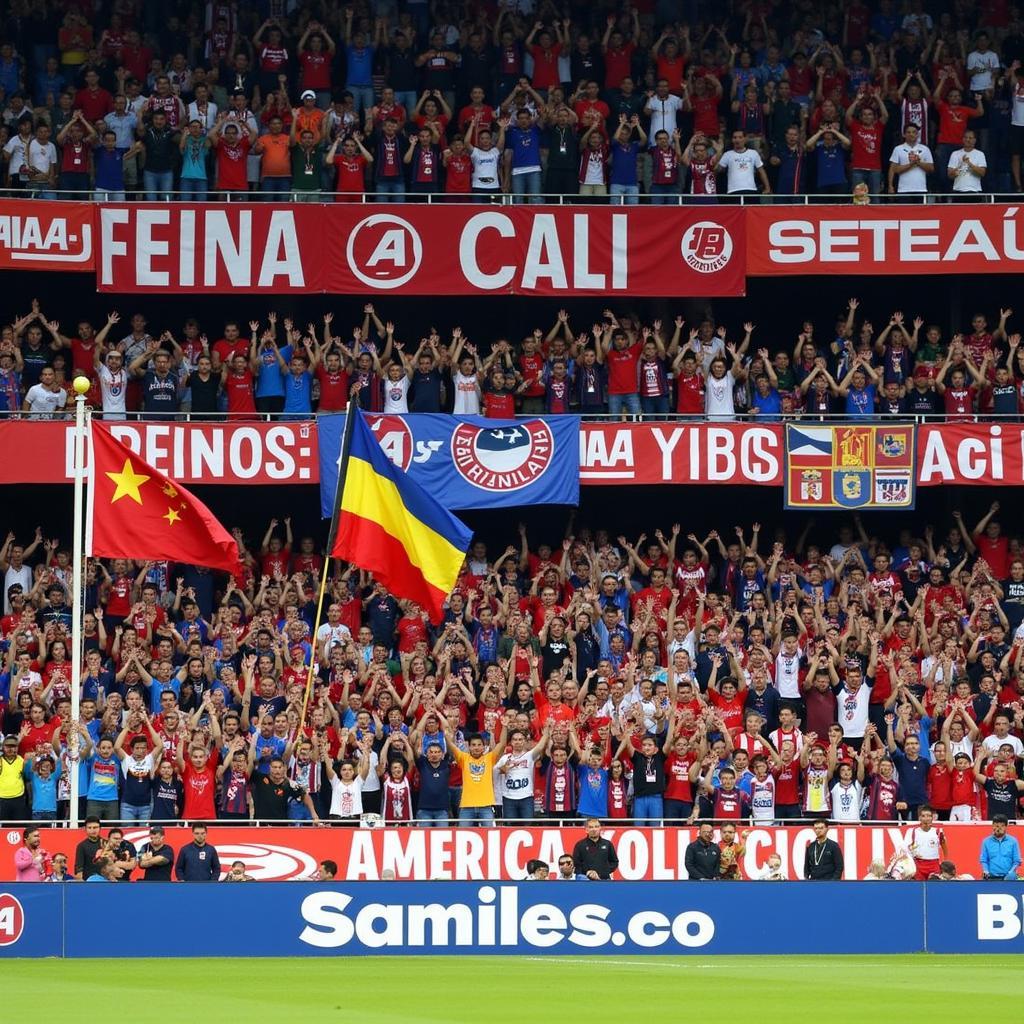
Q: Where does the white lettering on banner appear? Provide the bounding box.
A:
[100,207,305,289]
[766,215,1024,266]
[0,214,92,264]
[73,424,314,483]
[297,886,713,950]
[976,895,1024,940]
[459,213,629,292]
[918,426,1005,484]
[579,428,635,480]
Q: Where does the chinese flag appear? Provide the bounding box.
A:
[89,424,241,573]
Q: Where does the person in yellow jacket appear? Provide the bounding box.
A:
[0,735,28,821]
[443,712,511,826]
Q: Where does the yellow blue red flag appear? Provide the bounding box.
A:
[330,412,472,623]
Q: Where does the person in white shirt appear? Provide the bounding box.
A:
[704,350,746,420]
[3,117,34,187]
[948,129,987,192]
[381,359,412,413]
[22,367,67,419]
[466,120,506,195]
[450,331,483,415]
[95,348,129,419]
[830,758,865,822]
[712,130,771,195]
[495,724,549,819]
[644,80,684,138]
[26,124,58,198]
[967,34,1001,92]
[888,123,934,194]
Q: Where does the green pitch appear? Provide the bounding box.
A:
[3,956,1009,1021]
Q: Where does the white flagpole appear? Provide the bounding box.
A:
[68,376,90,827]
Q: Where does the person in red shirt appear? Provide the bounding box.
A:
[482,367,525,417]
[934,84,984,189]
[602,326,641,416]
[936,353,988,422]
[707,658,747,738]
[682,75,723,139]
[443,135,472,194]
[572,81,611,132]
[211,322,249,371]
[602,12,638,90]
[672,348,705,413]
[458,87,495,136]
[846,96,888,195]
[74,69,114,122]
[209,117,256,196]
[177,743,219,821]
[972,500,1012,578]
[327,132,373,200]
[56,112,96,192]
[517,333,547,413]
[297,21,337,102]
[315,350,350,412]
[525,21,565,94]
[220,350,257,416]
[260,517,292,578]
[652,32,688,93]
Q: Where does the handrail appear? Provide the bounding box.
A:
[0,410,1019,424]
[5,189,1021,206]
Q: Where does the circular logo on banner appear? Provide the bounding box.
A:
[368,414,414,471]
[0,892,25,946]
[680,221,734,273]
[451,421,555,492]
[346,215,423,290]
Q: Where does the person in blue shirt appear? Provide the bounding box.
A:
[83,736,121,820]
[93,129,142,202]
[573,736,610,819]
[504,107,544,203]
[276,342,318,418]
[85,859,117,881]
[980,815,1022,879]
[749,350,782,420]
[838,359,880,417]
[609,115,646,204]
[24,752,60,820]
[805,123,851,194]
[885,721,930,817]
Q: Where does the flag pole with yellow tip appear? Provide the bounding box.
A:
[297,396,360,736]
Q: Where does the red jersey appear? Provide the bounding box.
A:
[950,767,978,806]
[943,385,976,421]
[936,101,976,145]
[518,352,545,397]
[691,96,719,136]
[261,547,291,578]
[606,342,641,395]
[675,371,705,413]
[664,753,695,802]
[60,139,91,174]
[299,52,332,90]
[215,138,250,191]
[773,757,801,805]
[259,45,289,72]
[927,762,954,809]
[181,761,218,819]
[315,366,350,411]
[106,574,134,618]
[850,121,883,170]
[708,689,745,737]
[651,145,679,185]
[608,775,629,818]
[528,44,562,89]
[604,43,636,88]
[224,369,256,415]
[445,153,472,193]
[333,153,368,195]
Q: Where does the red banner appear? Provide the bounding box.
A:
[0,421,1018,488]
[95,203,746,296]
[0,420,318,485]
[0,824,1004,881]
[0,199,94,271]
[746,204,1024,276]
[580,422,784,486]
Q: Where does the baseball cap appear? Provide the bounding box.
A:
[149,825,165,835]
[300,89,316,100]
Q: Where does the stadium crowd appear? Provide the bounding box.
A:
[3,295,1024,419]
[0,0,1022,200]
[2,494,1024,837]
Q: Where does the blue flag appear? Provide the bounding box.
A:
[319,414,580,516]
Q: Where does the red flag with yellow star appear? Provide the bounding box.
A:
[89,423,241,573]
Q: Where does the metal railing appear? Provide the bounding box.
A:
[2,409,1020,425]
[8,188,1024,206]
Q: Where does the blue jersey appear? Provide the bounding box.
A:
[577,765,609,818]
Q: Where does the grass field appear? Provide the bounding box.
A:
[3,956,1013,1021]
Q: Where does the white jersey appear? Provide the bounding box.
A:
[769,726,804,754]
[23,384,67,418]
[495,750,538,800]
[382,375,411,413]
[470,147,502,189]
[98,363,129,416]
[329,773,364,816]
[750,775,776,823]
[704,370,736,420]
[982,733,1024,757]
[908,824,943,860]
[830,780,863,822]
[836,683,871,739]
[452,371,481,415]
[774,649,803,699]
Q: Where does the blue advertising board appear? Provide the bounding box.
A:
[318,413,580,516]
[0,886,63,958]
[924,882,1024,953]
[4,882,926,959]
